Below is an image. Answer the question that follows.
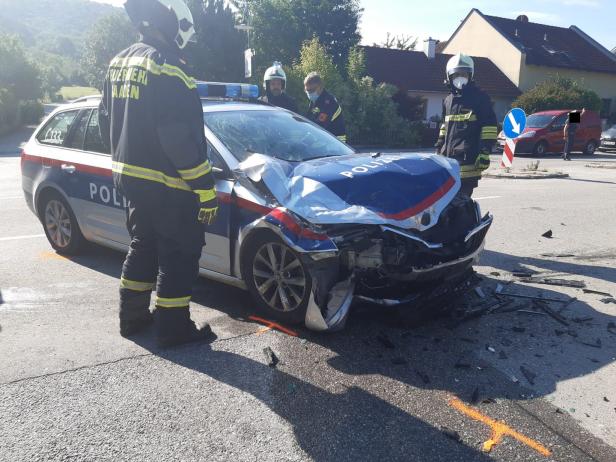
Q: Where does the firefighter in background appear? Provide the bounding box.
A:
[99,0,218,347]
[260,61,298,113]
[435,53,497,196]
[304,72,347,143]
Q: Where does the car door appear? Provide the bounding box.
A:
[548,114,567,153]
[79,108,130,247]
[199,142,233,275]
[33,108,86,211]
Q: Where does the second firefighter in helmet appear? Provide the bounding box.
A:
[99,0,218,347]
[260,61,298,113]
[435,53,497,196]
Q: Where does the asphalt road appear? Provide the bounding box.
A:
[1,133,616,461]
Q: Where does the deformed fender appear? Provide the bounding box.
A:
[305,275,355,332]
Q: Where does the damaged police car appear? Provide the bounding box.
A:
[21,83,492,332]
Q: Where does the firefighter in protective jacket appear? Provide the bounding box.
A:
[435,53,497,196]
[99,0,217,347]
[304,72,347,143]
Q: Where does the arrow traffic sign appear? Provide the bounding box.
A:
[503,108,526,139]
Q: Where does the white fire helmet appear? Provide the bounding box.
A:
[263,62,287,89]
[446,53,475,83]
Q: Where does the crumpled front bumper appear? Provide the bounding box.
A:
[304,213,493,332]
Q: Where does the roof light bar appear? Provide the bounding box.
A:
[196,81,259,99]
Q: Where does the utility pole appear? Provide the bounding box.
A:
[233,1,254,79]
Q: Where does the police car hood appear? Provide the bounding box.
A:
[235,152,461,231]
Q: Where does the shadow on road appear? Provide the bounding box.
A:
[127,338,495,462]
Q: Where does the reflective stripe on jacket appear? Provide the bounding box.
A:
[99,38,215,205]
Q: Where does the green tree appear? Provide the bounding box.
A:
[513,77,601,114]
[184,0,246,81]
[0,34,42,133]
[377,32,417,51]
[81,13,137,90]
[234,0,362,72]
[287,41,419,147]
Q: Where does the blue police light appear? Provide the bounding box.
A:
[196,81,259,99]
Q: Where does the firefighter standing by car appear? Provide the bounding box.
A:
[435,53,498,196]
[304,72,347,143]
[260,61,298,113]
[99,0,218,347]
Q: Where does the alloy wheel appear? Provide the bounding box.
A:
[44,199,72,248]
[252,242,307,313]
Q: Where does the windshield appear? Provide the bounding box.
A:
[203,109,354,162]
[526,114,555,128]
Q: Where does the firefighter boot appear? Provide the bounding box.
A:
[119,289,154,337]
[154,307,215,348]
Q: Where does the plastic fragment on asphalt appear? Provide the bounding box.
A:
[495,284,504,294]
[263,347,279,367]
[518,277,586,289]
[541,230,553,238]
[583,289,613,297]
[601,297,616,304]
[520,366,537,385]
[440,426,461,442]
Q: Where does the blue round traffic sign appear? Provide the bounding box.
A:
[503,108,527,139]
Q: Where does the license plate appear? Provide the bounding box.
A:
[604,141,615,146]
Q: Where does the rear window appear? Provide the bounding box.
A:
[37,110,80,146]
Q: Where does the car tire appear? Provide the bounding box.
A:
[243,232,312,325]
[584,140,597,155]
[39,190,86,255]
[533,141,548,156]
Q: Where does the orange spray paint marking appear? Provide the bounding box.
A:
[248,315,298,337]
[448,397,551,457]
[39,251,68,261]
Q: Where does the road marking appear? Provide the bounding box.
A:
[248,315,299,337]
[0,234,45,242]
[474,196,501,200]
[448,396,551,456]
[39,251,68,261]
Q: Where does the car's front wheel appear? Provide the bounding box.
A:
[244,233,312,324]
[533,141,548,156]
[39,190,86,255]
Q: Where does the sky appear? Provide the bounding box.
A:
[91,0,615,50]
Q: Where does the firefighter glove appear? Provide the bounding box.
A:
[198,198,218,225]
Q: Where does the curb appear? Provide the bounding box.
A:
[585,163,616,170]
[483,171,569,179]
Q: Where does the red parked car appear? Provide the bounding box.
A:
[497,109,601,155]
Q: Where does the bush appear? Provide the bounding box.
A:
[18,100,44,125]
[513,77,601,114]
[287,41,420,148]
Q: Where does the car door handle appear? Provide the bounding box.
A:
[61,164,76,174]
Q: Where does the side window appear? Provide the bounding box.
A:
[65,109,91,150]
[552,114,567,130]
[84,109,110,155]
[36,110,80,146]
